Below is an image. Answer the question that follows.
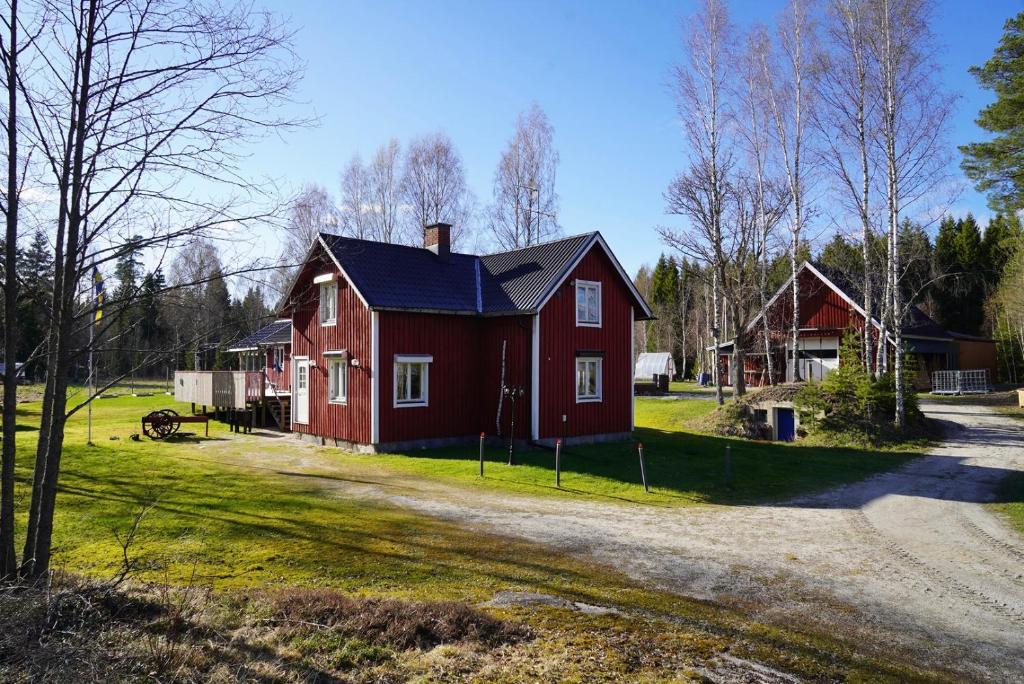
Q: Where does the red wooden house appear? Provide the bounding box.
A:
[227,319,293,391]
[716,261,997,389]
[278,223,654,452]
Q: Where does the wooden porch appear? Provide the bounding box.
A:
[173,370,291,431]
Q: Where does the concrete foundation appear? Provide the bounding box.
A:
[295,430,634,453]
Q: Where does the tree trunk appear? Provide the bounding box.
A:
[1,0,19,580]
[23,0,98,580]
[712,270,724,406]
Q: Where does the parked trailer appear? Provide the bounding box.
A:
[930,369,991,395]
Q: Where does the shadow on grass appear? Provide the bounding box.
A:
[378,413,1024,509]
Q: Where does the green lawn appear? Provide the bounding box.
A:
[991,471,1024,536]
[347,397,920,506]
[1,392,951,681]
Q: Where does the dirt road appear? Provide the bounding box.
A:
[224,401,1024,681]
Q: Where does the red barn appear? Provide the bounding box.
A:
[278,224,654,452]
[716,261,997,389]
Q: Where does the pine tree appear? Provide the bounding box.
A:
[983,212,1024,287]
[960,12,1024,213]
[16,230,54,379]
[203,268,232,344]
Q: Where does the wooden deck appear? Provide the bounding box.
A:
[173,370,291,431]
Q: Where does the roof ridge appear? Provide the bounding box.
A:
[479,231,596,258]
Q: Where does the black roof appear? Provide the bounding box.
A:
[310,232,649,318]
[320,234,481,313]
[226,320,292,351]
[479,234,592,313]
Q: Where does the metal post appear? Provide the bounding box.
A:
[724,445,732,488]
[555,438,562,488]
[479,432,485,477]
[638,442,648,493]
[87,321,94,445]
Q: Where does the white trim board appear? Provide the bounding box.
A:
[531,314,540,441]
[370,311,380,444]
[533,232,654,320]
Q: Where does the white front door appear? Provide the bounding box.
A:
[294,357,309,424]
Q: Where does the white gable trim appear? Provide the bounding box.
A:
[533,232,654,319]
[277,234,371,314]
[743,261,884,336]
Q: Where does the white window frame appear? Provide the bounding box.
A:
[575,279,602,327]
[393,354,431,408]
[320,282,338,326]
[273,346,285,370]
[327,357,348,404]
[576,356,603,403]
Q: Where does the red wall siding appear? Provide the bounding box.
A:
[538,246,633,439]
[289,250,372,444]
[376,313,532,444]
[479,316,533,438]
[264,345,291,391]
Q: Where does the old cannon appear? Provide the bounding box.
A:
[140,409,209,439]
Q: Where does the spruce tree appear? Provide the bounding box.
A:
[960,12,1024,213]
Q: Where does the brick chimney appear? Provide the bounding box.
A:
[424,222,451,261]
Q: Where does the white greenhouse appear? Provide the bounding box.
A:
[634,352,676,381]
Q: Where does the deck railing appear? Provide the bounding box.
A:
[174,370,264,409]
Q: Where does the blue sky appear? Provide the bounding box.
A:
[248,0,1019,277]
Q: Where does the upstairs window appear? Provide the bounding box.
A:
[320,282,337,326]
[272,346,285,371]
[575,280,601,327]
[394,355,431,407]
[576,357,602,403]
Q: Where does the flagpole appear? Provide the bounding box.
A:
[88,318,93,445]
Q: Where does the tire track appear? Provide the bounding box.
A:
[848,508,1024,625]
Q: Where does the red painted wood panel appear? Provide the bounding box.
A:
[479,316,532,439]
[538,245,633,439]
[289,248,372,444]
[263,345,291,391]
[377,313,535,443]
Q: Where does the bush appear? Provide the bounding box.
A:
[795,330,923,442]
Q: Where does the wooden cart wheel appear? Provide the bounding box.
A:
[146,410,172,439]
[159,409,180,436]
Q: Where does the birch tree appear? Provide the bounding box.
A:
[867,0,953,426]
[339,154,372,239]
[489,103,559,250]
[369,138,403,244]
[740,26,791,386]
[658,0,734,406]
[761,0,820,382]
[402,131,474,248]
[819,0,880,375]
[16,0,302,579]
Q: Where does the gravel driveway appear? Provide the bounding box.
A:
[221,401,1024,681]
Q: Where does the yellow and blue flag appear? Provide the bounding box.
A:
[93,267,105,323]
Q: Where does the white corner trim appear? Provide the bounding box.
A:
[531,314,540,441]
[370,311,380,444]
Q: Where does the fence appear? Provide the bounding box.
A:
[174,370,264,409]
[930,369,991,395]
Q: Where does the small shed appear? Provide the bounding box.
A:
[634,353,676,382]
